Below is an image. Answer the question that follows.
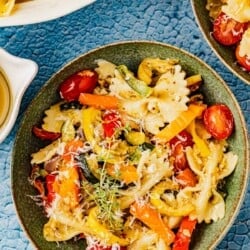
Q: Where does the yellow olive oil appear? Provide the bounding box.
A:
[0,69,11,127]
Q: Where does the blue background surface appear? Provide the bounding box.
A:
[0,0,249,249]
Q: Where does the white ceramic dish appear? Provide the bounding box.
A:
[0,48,38,143]
[0,0,95,27]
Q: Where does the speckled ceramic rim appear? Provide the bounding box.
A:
[190,0,250,86]
[11,40,249,250]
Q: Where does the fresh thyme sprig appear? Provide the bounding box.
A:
[84,168,123,232]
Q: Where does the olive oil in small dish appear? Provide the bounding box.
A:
[0,48,38,143]
[0,69,12,127]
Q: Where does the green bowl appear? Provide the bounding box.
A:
[191,0,250,85]
[11,41,249,250]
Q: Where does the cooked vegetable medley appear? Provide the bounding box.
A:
[29,58,238,249]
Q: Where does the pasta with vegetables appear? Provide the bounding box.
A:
[206,0,250,72]
[29,57,237,249]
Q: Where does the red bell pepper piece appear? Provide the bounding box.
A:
[102,110,121,138]
[32,126,61,141]
[45,174,57,207]
[172,216,197,250]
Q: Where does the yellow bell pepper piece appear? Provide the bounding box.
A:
[187,120,210,157]
[82,108,122,163]
[186,74,202,87]
[53,166,79,208]
[82,107,101,144]
[85,207,128,246]
[137,58,177,85]
[155,104,206,142]
[150,181,194,217]
[106,164,139,184]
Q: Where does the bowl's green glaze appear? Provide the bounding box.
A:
[11,41,249,250]
[191,0,250,85]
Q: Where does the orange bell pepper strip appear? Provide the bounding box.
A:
[155,104,206,142]
[172,216,197,250]
[130,201,175,244]
[54,140,82,208]
[79,93,119,110]
[187,120,210,157]
[106,164,139,184]
[53,166,80,208]
[62,139,84,162]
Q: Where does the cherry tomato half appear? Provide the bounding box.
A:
[59,69,98,101]
[203,104,234,140]
[213,12,248,46]
[175,168,197,188]
[235,44,250,72]
[169,130,193,171]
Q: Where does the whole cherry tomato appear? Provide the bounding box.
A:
[213,12,248,46]
[102,110,122,138]
[169,130,193,171]
[32,126,61,141]
[203,104,234,140]
[235,44,250,72]
[59,69,98,101]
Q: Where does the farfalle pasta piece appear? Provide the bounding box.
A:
[238,27,250,58]
[218,151,238,179]
[44,218,84,242]
[144,113,165,135]
[31,139,62,164]
[119,150,172,209]
[128,228,168,250]
[185,141,237,223]
[44,199,87,241]
[222,0,250,22]
[152,65,190,122]
[95,59,116,84]
[42,102,83,133]
[202,189,226,223]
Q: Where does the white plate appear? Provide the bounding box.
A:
[0,0,95,27]
[0,48,38,143]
